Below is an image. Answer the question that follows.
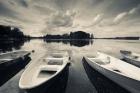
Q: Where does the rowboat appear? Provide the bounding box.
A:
[0,50,30,69]
[19,51,70,92]
[84,52,140,93]
[120,50,140,67]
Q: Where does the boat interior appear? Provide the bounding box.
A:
[89,58,110,65]
[39,58,64,78]
[20,58,64,87]
[38,65,59,79]
[86,52,111,65]
[43,58,64,65]
[19,51,69,88]
[0,51,28,60]
[127,55,139,60]
[47,60,63,65]
[131,53,140,61]
[38,70,57,79]
[121,50,140,60]
[49,53,64,58]
[87,53,140,81]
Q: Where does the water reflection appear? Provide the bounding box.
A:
[0,56,31,86]
[44,39,93,47]
[0,40,28,53]
[82,58,130,93]
[1,40,140,93]
[0,39,93,53]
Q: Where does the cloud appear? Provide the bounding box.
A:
[0,1,19,18]
[113,12,128,24]
[0,0,140,37]
[129,8,137,14]
[92,14,104,26]
[33,5,54,15]
[112,4,140,25]
[80,14,104,28]
[128,4,140,14]
[47,10,76,28]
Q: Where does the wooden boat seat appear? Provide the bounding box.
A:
[39,70,56,76]
[37,65,59,78]
[51,55,63,58]
[42,58,63,65]
[47,60,63,65]
[39,65,60,71]
[49,53,64,58]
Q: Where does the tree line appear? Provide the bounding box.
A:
[0,25,29,40]
[44,31,94,39]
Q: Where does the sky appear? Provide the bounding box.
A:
[0,0,140,37]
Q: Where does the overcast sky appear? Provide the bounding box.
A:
[0,0,140,37]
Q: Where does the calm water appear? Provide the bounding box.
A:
[0,39,140,93]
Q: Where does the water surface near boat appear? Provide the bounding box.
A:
[0,39,140,93]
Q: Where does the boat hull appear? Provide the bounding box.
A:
[22,64,69,93]
[84,57,140,93]
[0,56,31,86]
[121,53,140,68]
[0,52,30,70]
[82,58,130,93]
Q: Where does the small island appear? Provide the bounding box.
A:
[43,31,94,40]
[43,31,94,47]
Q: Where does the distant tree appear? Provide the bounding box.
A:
[91,34,94,39]
[0,25,26,40]
[44,31,94,39]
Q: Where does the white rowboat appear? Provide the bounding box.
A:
[120,50,140,67]
[0,50,30,69]
[19,51,70,92]
[84,52,140,93]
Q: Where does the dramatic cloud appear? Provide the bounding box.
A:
[113,12,128,24]
[47,11,76,28]
[0,0,140,37]
[0,1,18,18]
[81,14,104,28]
[112,4,140,25]
[91,14,104,26]
[128,4,140,15]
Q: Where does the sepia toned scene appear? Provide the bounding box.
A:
[0,0,140,93]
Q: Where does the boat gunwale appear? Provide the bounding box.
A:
[0,50,29,56]
[19,57,69,89]
[84,52,140,81]
[0,51,30,64]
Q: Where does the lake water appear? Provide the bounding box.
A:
[0,39,140,93]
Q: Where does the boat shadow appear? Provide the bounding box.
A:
[22,65,69,93]
[82,58,130,93]
[0,56,31,86]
